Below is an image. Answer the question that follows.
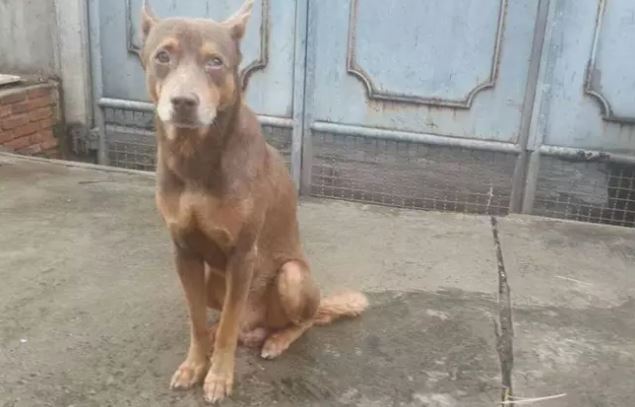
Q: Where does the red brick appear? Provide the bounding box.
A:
[11,101,30,114]
[40,138,58,150]
[31,130,55,144]
[13,122,40,138]
[1,114,29,130]
[37,117,56,130]
[27,86,51,99]
[0,105,11,118]
[28,95,52,110]
[36,129,55,141]
[0,91,26,105]
[30,132,44,143]
[4,135,32,150]
[0,129,16,144]
[17,144,43,155]
[29,106,53,122]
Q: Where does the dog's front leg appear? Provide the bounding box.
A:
[170,247,210,390]
[203,228,258,403]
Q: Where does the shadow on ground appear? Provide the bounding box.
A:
[2,291,500,407]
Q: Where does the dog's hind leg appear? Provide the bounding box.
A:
[260,260,320,359]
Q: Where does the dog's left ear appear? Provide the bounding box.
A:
[224,0,254,41]
[141,0,159,42]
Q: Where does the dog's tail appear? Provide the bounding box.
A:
[313,291,369,326]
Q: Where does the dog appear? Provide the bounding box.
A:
[140,0,368,403]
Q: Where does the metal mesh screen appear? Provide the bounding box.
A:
[309,130,517,216]
[105,107,156,171]
[261,124,292,168]
[103,107,292,171]
[101,108,635,227]
[107,124,156,171]
[532,156,635,227]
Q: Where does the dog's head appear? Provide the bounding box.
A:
[140,0,252,131]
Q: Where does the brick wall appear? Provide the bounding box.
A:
[0,82,61,158]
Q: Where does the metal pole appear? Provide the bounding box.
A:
[300,0,315,196]
[510,0,550,213]
[291,0,309,192]
[88,0,108,165]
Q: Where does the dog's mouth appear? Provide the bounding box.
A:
[155,93,217,131]
[164,119,209,129]
[156,105,217,131]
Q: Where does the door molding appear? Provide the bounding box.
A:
[124,0,270,89]
[346,0,508,108]
[583,0,635,124]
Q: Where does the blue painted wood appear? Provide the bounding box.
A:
[305,0,540,144]
[529,0,635,154]
[89,0,635,196]
[351,0,502,106]
[97,0,296,119]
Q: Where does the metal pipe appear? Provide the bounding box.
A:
[99,97,153,112]
[299,0,318,196]
[521,150,541,213]
[539,145,635,165]
[88,0,108,165]
[290,0,310,191]
[311,121,521,154]
[257,115,294,129]
[98,97,293,128]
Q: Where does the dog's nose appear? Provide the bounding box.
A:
[171,94,199,113]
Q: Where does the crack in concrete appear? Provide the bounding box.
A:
[491,216,515,406]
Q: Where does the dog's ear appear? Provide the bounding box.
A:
[223,0,254,41]
[141,0,159,42]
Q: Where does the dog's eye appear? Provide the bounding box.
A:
[155,51,171,64]
[206,56,224,69]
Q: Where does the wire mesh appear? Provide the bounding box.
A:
[102,108,635,227]
[532,156,635,227]
[309,130,517,216]
[104,107,156,171]
[106,124,156,171]
[261,125,292,169]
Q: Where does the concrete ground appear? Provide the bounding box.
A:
[0,153,634,407]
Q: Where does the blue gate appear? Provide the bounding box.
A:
[88,0,635,226]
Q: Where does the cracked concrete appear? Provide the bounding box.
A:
[490,217,514,404]
[497,216,635,406]
[1,153,634,406]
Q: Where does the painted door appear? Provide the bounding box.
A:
[89,0,635,223]
[301,0,541,214]
[525,0,635,225]
[90,0,304,180]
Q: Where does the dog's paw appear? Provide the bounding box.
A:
[170,359,209,390]
[260,334,288,360]
[203,369,234,404]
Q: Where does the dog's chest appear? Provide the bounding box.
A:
[157,190,245,251]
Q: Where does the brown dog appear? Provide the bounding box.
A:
[140,0,368,403]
